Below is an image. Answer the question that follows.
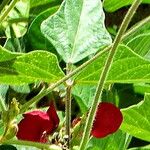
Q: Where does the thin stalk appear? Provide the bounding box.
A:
[79,0,142,150]
[123,15,150,38]
[0,0,18,23]
[8,17,29,24]
[65,63,73,149]
[2,139,62,150]
[0,0,11,12]
[20,0,146,114]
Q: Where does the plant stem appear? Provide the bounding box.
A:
[2,139,62,150]
[0,0,18,23]
[79,0,142,150]
[20,0,145,114]
[123,15,150,38]
[0,0,11,13]
[65,63,73,149]
[8,17,29,24]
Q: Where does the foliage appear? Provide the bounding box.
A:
[0,0,150,150]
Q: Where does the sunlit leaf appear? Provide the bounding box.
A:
[103,0,150,12]
[87,130,131,150]
[41,0,112,63]
[121,93,150,142]
[0,49,64,85]
[126,33,150,60]
[75,45,150,84]
[0,46,20,62]
[28,6,59,53]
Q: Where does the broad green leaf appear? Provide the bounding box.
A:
[121,93,150,142]
[11,85,30,93]
[123,19,150,44]
[30,0,59,8]
[0,50,64,85]
[0,45,20,62]
[15,145,38,150]
[72,85,96,113]
[128,145,150,150]
[0,84,9,99]
[30,0,62,15]
[126,33,150,60]
[41,0,112,63]
[4,0,30,38]
[87,130,131,150]
[133,83,150,95]
[28,6,58,52]
[4,38,26,53]
[75,44,150,84]
[0,84,8,111]
[103,0,150,12]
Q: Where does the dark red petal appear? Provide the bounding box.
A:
[91,102,123,138]
[17,113,45,142]
[47,101,59,131]
[17,103,59,142]
[17,110,53,142]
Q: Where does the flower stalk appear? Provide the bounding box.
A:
[65,63,73,149]
[79,0,142,150]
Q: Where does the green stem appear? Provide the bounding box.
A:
[0,0,11,12]
[123,15,150,38]
[2,139,62,150]
[7,17,29,24]
[0,0,18,23]
[20,0,145,114]
[79,0,142,150]
[65,63,73,149]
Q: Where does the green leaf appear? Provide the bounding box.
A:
[133,83,150,95]
[10,85,30,93]
[30,0,59,8]
[87,130,131,150]
[28,6,59,52]
[128,145,150,150]
[4,0,30,38]
[121,93,150,142]
[0,46,20,62]
[126,33,150,60]
[0,84,8,111]
[72,85,96,113]
[123,20,150,44]
[0,145,17,150]
[75,44,150,84]
[15,145,38,150]
[0,50,64,85]
[41,0,112,63]
[30,0,62,15]
[103,0,150,12]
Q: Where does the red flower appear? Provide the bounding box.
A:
[91,102,123,138]
[17,102,59,142]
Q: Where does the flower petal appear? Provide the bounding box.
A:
[17,103,59,142]
[91,102,123,138]
[47,101,59,131]
[17,113,45,142]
